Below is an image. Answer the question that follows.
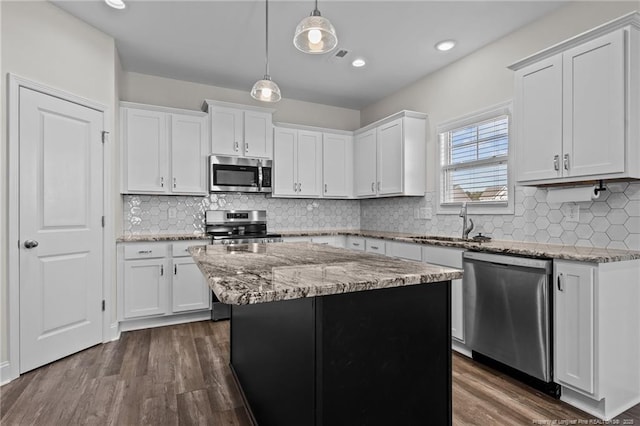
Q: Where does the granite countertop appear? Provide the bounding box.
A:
[189,242,463,305]
[116,233,210,243]
[280,229,640,263]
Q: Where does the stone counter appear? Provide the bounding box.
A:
[189,242,462,305]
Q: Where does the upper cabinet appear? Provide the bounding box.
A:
[121,102,208,195]
[202,100,275,159]
[273,124,353,199]
[510,14,640,185]
[354,112,427,198]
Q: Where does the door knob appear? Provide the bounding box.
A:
[24,240,39,249]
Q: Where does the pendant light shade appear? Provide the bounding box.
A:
[251,76,281,102]
[293,1,338,54]
[251,0,281,102]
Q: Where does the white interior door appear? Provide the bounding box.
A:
[19,87,104,373]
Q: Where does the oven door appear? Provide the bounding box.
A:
[209,155,261,192]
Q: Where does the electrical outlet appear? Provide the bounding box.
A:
[419,207,432,220]
[566,204,580,222]
[168,207,177,219]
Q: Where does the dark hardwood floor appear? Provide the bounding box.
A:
[1,320,638,425]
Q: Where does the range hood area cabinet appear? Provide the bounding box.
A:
[354,111,427,198]
[510,12,640,185]
[272,124,353,199]
[202,99,275,159]
[120,102,208,195]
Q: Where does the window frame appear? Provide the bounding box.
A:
[436,101,514,215]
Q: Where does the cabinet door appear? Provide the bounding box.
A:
[244,111,273,158]
[210,106,243,156]
[297,130,323,197]
[563,29,625,178]
[451,278,464,341]
[323,133,351,197]
[273,127,298,196]
[377,119,403,195]
[123,108,168,193]
[514,55,563,182]
[172,259,211,313]
[354,129,377,197]
[123,258,168,319]
[171,114,207,194]
[554,261,595,394]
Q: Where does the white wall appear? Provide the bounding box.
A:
[0,0,117,369]
[120,72,361,131]
[360,1,639,193]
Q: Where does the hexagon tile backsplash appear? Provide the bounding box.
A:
[360,182,640,251]
[123,193,361,236]
[123,182,640,250]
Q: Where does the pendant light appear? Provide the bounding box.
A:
[293,0,338,54]
[251,0,281,102]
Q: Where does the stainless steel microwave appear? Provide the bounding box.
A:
[209,155,272,193]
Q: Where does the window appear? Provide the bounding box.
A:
[437,102,512,214]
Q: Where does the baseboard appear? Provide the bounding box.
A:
[119,310,212,332]
[559,386,639,421]
[0,361,16,386]
[452,339,472,358]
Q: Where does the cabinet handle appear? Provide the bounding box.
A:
[563,153,570,170]
[245,142,249,153]
[352,242,360,246]
[553,155,560,171]
[174,265,177,275]
[557,273,563,291]
[173,177,176,189]
[234,141,239,152]
[371,246,379,250]
[377,181,381,191]
[325,183,328,193]
[160,176,164,188]
[138,250,152,254]
[371,182,375,192]
[160,265,164,276]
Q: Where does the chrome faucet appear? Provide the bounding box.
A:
[459,203,474,240]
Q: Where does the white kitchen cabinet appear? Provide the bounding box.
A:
[552,258,640,420]
[354,111,426,198]
[346,236,365,251]
[204,100,274,159]
[387,241,423,261]
[365,238,386,255]
[281,236,313,243]
[311,235,346,248]
[554,261,595,394]
[121,103,208,195]
[511,17,640,185]
[118,241,212,328]
[273,127,322,198]
[122,257,169,319]
[422,245,465,342]
[322,133,353,198]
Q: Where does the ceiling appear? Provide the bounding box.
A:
[51,0,566,110]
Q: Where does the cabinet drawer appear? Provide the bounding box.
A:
[346,236,365,251]
[124,243,167,260]
[172,240,206,257]
[388,242,422,261]
[422,246,463,268]
[365,239,386,255]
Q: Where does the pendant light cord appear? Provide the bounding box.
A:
[265,0,270,77]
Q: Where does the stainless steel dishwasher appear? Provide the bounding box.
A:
[463,251,558,395]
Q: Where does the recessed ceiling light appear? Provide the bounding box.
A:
[105,0,126,10]
[352,58,366,68]
[435,40,456,52]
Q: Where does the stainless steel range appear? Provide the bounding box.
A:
[205,210,282,320]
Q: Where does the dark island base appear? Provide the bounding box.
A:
[230,281,452,426]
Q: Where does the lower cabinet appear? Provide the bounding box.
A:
[422,245,465,342]
[117,241,211,325]
[553,259,640,420]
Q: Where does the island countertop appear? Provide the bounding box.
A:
[189,242,463,305]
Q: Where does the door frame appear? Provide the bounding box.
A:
[5,74,114,383]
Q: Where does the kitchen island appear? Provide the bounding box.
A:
[190,242,463,426]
